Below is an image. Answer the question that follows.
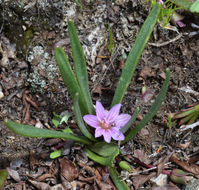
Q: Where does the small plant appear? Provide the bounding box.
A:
[0,170,8,189]
[159,1,180,27]
[170,0,199,13]
[149,0,183,28]
[168,114,176,128]
[106,24,115,55]
[73,0,82,9]
[4,4,171,189]
[171,103,199,126]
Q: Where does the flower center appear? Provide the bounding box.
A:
[99,120,115,130]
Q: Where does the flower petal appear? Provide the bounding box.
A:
[110,128,125,141]
[115,114,131,127]
[96,101,106,121]
[95,127,104,138]
[83,115,99,128]
[103,130,112,143]
[106,104,121,124]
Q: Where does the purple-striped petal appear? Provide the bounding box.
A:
[96,101,106,121]
[95,127,104,137]
[103,130,112,143]
[115,114,131,127]
[111,128,125,141]
[83,115,99,128]
[106,104,121,124]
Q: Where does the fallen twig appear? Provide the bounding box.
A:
[148,33,182,47]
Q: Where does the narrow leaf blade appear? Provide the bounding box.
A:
[0,170,8,189]
[108,167,130,190]
[5,120,92,145]
[122,69,170,144]
[111,4,161,106]
[74,93,96,141]
[68,20,94,114]
[85,147,119,167]
[54,47,87,115]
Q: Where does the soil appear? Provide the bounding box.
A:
[0,0,199,189]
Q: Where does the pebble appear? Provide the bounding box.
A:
[151,174,168,186]
[0,91,4,99]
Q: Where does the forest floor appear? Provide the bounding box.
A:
[0,0,199,189]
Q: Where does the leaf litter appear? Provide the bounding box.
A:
[0,0,199,189]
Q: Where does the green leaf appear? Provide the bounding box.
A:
[107,24,114,54]
[73,0,82,9]
[111,4,161,107]
[174,109,196,119]
[0,170,8,189]
[74,93,96,142]
[108,167,130,190]
[62,127,73,134]
[85,142,120,166]
[50,149,62,159]
[85,148,113,166]
[187,111,199,125]
[119,161,134,172]
[5,120,92,145]
[88,142,119,157]
[122,69,170,144]
[179,112,197,124]
[52,112,71,128]
[170,0,192,10]
[54,47,87,115]
[121,107,140,133]
[68,20,94,115]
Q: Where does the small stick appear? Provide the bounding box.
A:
[148,33,182,47]
[180,121,199,131]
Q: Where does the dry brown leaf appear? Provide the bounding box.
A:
[49,160,59,177]
[94,168,102,180]
[37,174,56,182]
[28,179,50,190]
[29,150,38,170]
[25,93,40,111]
[157,153,173,176]
[79,175,95,183]
[7,167,21,182]
[152,183,181,190]
[23,103,30,123]
[60,157,78,182]
[132,172,156,190]
[78,161,95,175]
[171,142,191,150]
[93,84,102,96]
[50,184,64,190]
[138,128,149,136]
[189,153,199,164]
[76,181,87,188]
[134,149,150,164]
[171,155,199,178]
[118,59,125,70]
[95,178,112,190]
[140,66,155,78]
[15,182,26,190]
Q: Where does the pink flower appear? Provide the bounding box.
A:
[83,101,131,143]
[157,0,166,8]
